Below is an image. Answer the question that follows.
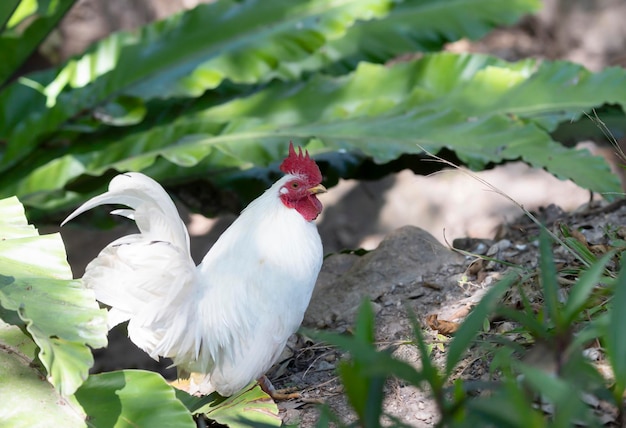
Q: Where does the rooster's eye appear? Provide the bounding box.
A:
[290,182,300,189]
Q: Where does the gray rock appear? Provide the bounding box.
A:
[305,226,464,328]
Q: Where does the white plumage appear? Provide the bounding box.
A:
[63,157,324,396]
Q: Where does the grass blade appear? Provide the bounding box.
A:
[562,252,613,325]
[606,257,626,400]
[538,228,563,331]
[444,272,517,378]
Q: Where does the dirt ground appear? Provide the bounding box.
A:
[279,200,626,426]
[51,0,626,426]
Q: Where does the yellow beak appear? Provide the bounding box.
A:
[308,184,327,195]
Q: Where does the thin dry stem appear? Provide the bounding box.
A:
[586,109,626,164]
[417,145,591,268]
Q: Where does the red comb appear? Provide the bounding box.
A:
[279,142,322,184]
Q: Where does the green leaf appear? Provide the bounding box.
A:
[311,303,426,428]
[570,312,608,351]
[189,382,281,428]
[0,195,39,237]
[445,272,517,377]
[0,0,539,176]
[93,96,147,127]
[315,404,346,428]
[0,0,23,30]
[407,312,441,390]
[0,320,86,427]
[495,305,549,341]
[538,228,563,331]
[0,0,389,171]
[0,277,107,397]
[318,0,540,73]
[606,259,626,399]
[313,326,424,387]
[6,53,621,213]
[465,376,546,428]
[175,388,220,414]
[75,370,195,428]
[338,361,385,428]
[354,297,375,344]
[424,58,626,130]
[0,196,107,396]
[0,0,76,88]
[346,302,385,428]
[551,105,626,147]
[516,364,591,428]
[562,252,613,325]
[311,301,386,427]
[562,237,598,267]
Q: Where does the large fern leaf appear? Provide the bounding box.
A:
[3,53,622,212]
[0,0,539,175]
[0,0,387,171]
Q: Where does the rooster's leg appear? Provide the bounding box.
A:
[258,375,300,400]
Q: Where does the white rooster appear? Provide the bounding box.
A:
[62,143,326,397]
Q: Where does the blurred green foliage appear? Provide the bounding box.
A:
[1,0,624,222]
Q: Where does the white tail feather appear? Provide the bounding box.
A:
[63,173,199,361]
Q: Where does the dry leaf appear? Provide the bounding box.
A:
[570,228,589,247]
[426,314,460,336]
[467,259,484,276]
[590,244,610,255]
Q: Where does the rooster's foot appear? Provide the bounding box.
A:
[258,375,300,400]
